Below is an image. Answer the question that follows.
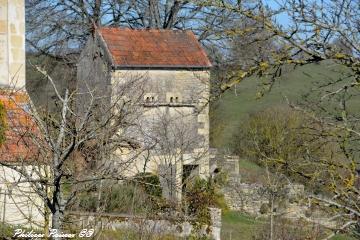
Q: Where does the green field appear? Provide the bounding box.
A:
[221,211,264,240]
[210,62,357,148]
[221,211,357,240]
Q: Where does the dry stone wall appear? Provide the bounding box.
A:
[72,208,222,239]
[210,149,338,228]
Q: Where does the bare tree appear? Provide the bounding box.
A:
[0,66,147,238]
[138,107,209,202]
[206,0,359,237]
[25,0,240,58]
[202,0,358,92]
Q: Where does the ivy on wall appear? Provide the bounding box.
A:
[0,101,6,145]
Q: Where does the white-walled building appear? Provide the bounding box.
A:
[0,0,45,228]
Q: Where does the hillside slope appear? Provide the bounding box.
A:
[210,62,356,148]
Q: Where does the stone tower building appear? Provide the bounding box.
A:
[77,27,212,200]
[0,0,25,89]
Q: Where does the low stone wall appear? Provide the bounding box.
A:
[223,180,338,229]
[226,183,305,214]
[223,183,268,215]
[69,208,222,239]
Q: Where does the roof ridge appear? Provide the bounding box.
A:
[99,27,189,32]
[97,27,212,68]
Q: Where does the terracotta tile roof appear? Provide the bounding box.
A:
[98,27,212,68]
[0,92,38,163]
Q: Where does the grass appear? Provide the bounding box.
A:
[210,62,358,148]
[221,211,264,240]
[98,229,180,240]
[221,211,357,240]
[330,234,358,240]
[237,158,266,184]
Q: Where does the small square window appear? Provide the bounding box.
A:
[144,94,157,103]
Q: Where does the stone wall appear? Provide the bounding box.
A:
[0,0,25,89]
[111,70,210,200]
[211,150,339,228]
[112,69,210,154]
[71,207,221,239]
[223,181,305,215]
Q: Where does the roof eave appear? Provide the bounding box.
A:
[113,64,212,70]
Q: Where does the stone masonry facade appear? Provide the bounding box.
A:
[77,28,211,200]
[0,0,25,89]
[111,70,210,199]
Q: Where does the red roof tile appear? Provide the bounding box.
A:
[98,28,212,68]
[0,92,38,163]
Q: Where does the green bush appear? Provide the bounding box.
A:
[183,177,227,224]
[259,203,269,214]
[0,224,35,239]
[99,229,180,240]
[76,174,164,214]
[253,218,327,240]
[231,106,338,190]
[77,181,154,214]
[0,101,7,145]
[133,172,162,197]
[0,223,14,238]
[231,106,309,163]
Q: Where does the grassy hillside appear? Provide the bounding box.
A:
[210,62,357,148]
[221,211,265,239]
[221,211,357,240]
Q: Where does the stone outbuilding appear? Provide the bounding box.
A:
[77,27,212,200]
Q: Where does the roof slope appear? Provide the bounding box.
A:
[0,92,38,163]
[98,27,212,69]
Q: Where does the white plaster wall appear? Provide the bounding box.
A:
[0,165,45,228]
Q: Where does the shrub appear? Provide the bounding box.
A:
[133,172,162,197]
[231,106,309,165]
[77,181,154,214]
[231,106,338,191]
[304,208,312,218]
[0,101,6,145]
[259,203,269,214]
[100,229,180,240]
[0,223,15,239]
[253,218,327,240]
[75,174,166,216]
[183,177,227,224]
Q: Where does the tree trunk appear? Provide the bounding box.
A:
[270,197,274,240]
[44,203,50,239]
[51,167,63,240]
[51,209,61,229]
[164,0,182,29]
[148,0,161,28]
[51,208,63,240]
[93,0,102,26]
